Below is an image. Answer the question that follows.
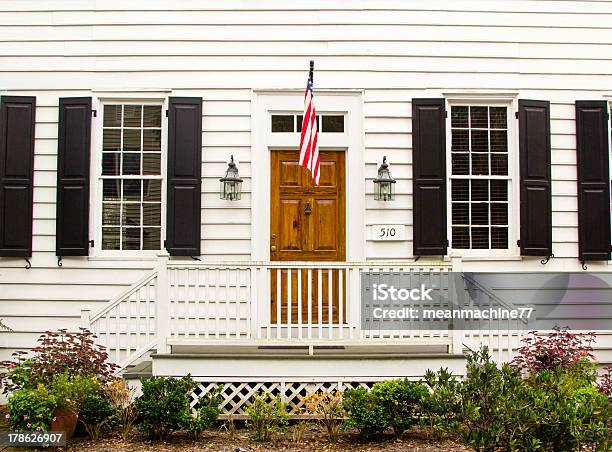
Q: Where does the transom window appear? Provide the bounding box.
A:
[100,104,163,251]
[271,114,344,133]
[450,105,510,250]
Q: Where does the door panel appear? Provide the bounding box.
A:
[270,150,346,324]
[278,199,303,251]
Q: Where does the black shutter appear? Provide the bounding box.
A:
[518,100,552,256]
[575,101,611,262]
[56,97,92,256]
[412,98,447,255]
[166,97,202,256]
[0,96,36,257]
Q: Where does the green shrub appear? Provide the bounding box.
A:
[135,375,195,441]
[181,387,222,440]
[422,367,462,438]
[78,393,118,441]
[423,348,612,452]
[50,373,103,412]
[7,385,57,433]
[343,387,387,436]
[245,393,288,442]
[371,378,428,437]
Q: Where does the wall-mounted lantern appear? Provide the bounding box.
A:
[373,156,396,201]
[220,155,243,201]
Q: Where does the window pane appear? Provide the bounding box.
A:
[297,115,319,133]
[123,129,141,153]
[471,227,489,249]
[452,153,469,175]
[143,130,161,152]
[123,180,141,201]
[102,203,120,225]
[102,227,120,250]
[143,153,161,175]
[452,203,469,225]
[470,106,488,128]
[490,180,508,201]
[103,105,121,127]
[471,153,489,175]
[143,105,161,128]
[451,180,469,201]
[102,153,120,176]
[103,179,121,201]
[452,129,469,152]
[143,228,161,250]
[123,105,142,128]
[143,203,161,226]
[490,131,507,153]
[143,180,161,202]
[122,227,141,250]
[491,227,508,249]
[452,227,470,249]
[122,152,141,175]
[471,130,488,153]
[103,129,121,152]
[451,106,468,128]
[491,154,508,176]
[471,180,488,201]
[471,203,489,225]
[491,203,508,225]
[122,203,141,226]
[321,115,344,132]
[271,115,294,132]
[489,107,507,129]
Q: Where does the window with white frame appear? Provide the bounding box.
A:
[100,103,163,251]
[450,105,510,250]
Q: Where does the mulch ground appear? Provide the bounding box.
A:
[60,427,469,452]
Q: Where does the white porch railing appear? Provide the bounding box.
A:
[82,254,524,372]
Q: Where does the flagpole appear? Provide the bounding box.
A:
[309,60,314,83]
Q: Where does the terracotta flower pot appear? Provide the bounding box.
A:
[50,407,78,440]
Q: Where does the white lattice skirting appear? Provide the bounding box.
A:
[191,379,382,418]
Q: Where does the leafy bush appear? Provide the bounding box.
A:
[303,390,344,442]
[422,367,462,439]
[245,393,288,442]
[511,328,596,374]
[7,385,57,433]
[598,366,612,398]
[1,329,118,394]
[181,387,222,440]
[423,347,612,452]
[78,393,118,440]
[343,387,387,436]
[104,378,137,441]
[371,378,428,437]
[135,375,195,441]
[50,373,102,412]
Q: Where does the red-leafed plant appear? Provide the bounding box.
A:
[0,328,118,395]
[511,328,596,374]
[599,366,612,399]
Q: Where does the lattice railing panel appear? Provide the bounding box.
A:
[191,380,378,417]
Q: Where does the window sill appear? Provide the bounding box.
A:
[452,254,523,262]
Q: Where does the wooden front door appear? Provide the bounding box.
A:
[270,150,346,323]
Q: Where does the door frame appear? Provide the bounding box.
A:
[251,89,365,262]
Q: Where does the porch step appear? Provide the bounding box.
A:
[167,338,451,356]
[122,360,152,380]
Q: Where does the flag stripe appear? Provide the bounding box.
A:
[299,75,320,186]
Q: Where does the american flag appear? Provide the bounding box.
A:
[299,70,320,185]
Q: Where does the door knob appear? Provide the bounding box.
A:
[304,202,312,215]
[271,245,277,252]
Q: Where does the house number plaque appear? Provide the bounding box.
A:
[371,225,406,241]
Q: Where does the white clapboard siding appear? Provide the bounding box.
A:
[1,1,612,360]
